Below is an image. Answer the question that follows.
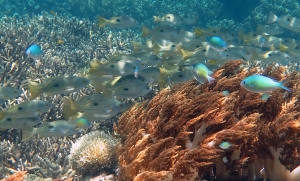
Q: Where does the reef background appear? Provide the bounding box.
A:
[1,0,300,180]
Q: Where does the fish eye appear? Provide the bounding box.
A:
[116,19,120,22]
[132,66,136,69]
[196,45,200,48]
[45,103,49,107]
[110,65,115,68]
[6,118,12,121]
[202,49,206,52]
[242,81,246,84]
[31,118,37,122]
[295,46,299,49]
[268,53,272,57]
[178,74,183,78]
[82,80,86,83]
[48,125,54,129]
[253,34,257,36]
[119,104,123,107]
[172,45,176,47]
[213,30,216,33]
[18,107,23,110]
[167,16,171,19]
[123,87,129,91]
[160,29,164,33]
[93,102,99,106]
[287,18,290,21]
[54,83,59,87]
[146,86,150,90]
[14,91,17,94]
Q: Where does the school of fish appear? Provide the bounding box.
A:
[1,12,297,141]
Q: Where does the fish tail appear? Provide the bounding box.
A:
[21,125,34,141]
[238,31,250,43]
[207,76,215,84]
[180,48,193,60]
[91,81,113,97]
[88,59,102,74]
[153,43,161,55]
[158,74,169,90]
[279,43,289,52]
[98,16,107,28]
[256,25,262,33]
[63,97,79,119]
[267,12,277,24]
[250,50,260,62]
[132,41,141,53]
[279,78,291,92]
[153,16,160,22]
[141,25,150,38]
[28,80,42,99]
[194,27,204,36]
[0,111,5,120]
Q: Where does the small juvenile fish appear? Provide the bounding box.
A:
[222,90,230,96]
[219,141,231,149]
[206,36,227,51]
[240,74,291,93]
[28,76,90,99]
[191,63,215,84]
[0,100,53,120]
[98,15,138,28]
[26,44,43,60]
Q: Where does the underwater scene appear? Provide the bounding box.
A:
[2,0,300,181]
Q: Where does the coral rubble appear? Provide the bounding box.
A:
[114,60,300,181]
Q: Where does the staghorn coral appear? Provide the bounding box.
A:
[114,60,300,181]
[70,131,118,176]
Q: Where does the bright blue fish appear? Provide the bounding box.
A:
[26,44,43,60]
[240,74,291,93]
[206,36,227,51]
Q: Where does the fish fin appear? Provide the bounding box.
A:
[98,16,107,28]
[0,111,5,120]
[63,97,79,118]
[21,125,34,141]
[256,25,262,33]
[180,48,193,60]
[279,78,291,92]
[28,80,42,99]
[141,25,150,38]
[91,81,113,96]
[153,16,160,23]
[267,12,277,24]
[261,93,271,100]
[194,27,204,36]
[158,75,169,90]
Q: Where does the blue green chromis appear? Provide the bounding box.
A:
[26,44,43,60]
[206,36,227,51]
[240,74,291,93]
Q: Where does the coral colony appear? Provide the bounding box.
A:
[2,0,300,180]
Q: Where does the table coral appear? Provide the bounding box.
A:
[114,60,300,181]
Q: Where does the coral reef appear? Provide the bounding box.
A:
[114,60,300,181]
[0,12,138,180]
[70,131,118,176]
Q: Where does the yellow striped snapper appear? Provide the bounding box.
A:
[0,100,53,120]
[268,12,300,32]
[132,40,155,53]
[180,45,229,61]
[63,95,128,119]
[0,116,42,130]
[141,25,178,39]
[0,86,22,101]
[153,14,184,26]
[98,15,138,28]
[22,119,91,141]
[256,24,284,35]
[251,50,290,65]
[28,76,90,99]
[194,27,238,43]
[238,31,284,48]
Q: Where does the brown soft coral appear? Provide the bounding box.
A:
[114,60,300,181]
[1,171,27,181]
